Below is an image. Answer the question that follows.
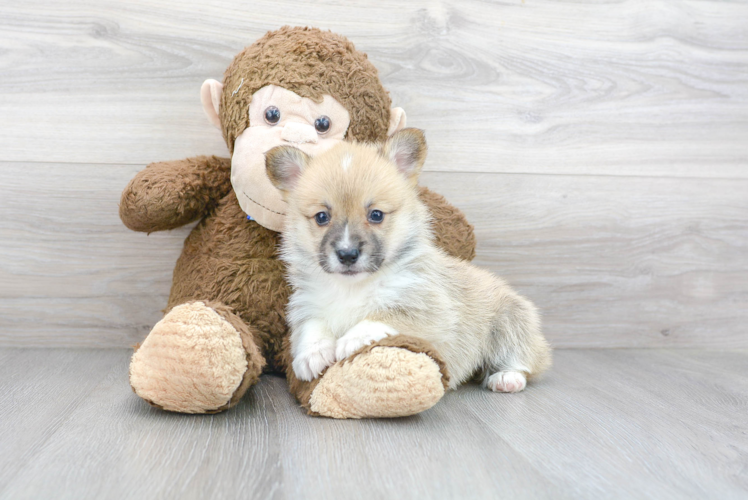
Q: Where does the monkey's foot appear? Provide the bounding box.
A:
[129,301,264,414]
[308,335,448,419]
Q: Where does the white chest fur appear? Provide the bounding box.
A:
[289,266,425,338]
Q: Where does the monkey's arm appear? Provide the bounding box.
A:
[120,156,233,232]
[418,186,477,262]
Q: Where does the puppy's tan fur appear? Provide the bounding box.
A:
[267,129,551,392]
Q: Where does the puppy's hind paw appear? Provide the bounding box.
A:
[293,342,337,381]
[487,371,527,393]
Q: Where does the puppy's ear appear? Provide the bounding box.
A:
[381,128,427,183]
[265,146,310,193]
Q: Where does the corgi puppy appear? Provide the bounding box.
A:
[266,129,551,393]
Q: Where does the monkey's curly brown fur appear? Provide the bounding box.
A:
[122,165,475,374]
[221,26,392,153]
[120,27,476,415]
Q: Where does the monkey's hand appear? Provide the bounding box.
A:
[119,155,233,232]
[418,186,476,262]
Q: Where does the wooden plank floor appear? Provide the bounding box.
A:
[0,348,746,500]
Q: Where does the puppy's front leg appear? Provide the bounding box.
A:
[292,319,337,381]
[336,320,399,361]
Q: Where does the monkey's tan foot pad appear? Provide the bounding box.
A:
[309,345,446,419]
[129,301,249,414]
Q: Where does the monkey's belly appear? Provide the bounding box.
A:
[167,193,291,373]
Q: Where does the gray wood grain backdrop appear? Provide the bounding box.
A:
[1,0,746,348]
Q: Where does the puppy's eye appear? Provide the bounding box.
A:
[314,212,330,226]
[264,106,281,125]
[314,116,331,134]
[368,210,384,224]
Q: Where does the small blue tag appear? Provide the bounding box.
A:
[246,215,254,221]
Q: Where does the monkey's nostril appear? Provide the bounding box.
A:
[281,122,318,144]
[336,248,359,265]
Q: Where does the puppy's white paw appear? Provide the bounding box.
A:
[487,371,527,393]
[336,320,398,361]
[292,340,336,381]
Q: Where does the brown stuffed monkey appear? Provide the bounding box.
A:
[121,26,476,418]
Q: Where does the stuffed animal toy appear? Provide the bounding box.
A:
[121,26,476,418]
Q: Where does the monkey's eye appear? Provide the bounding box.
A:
[368,210,384,224]
[264,106,281,125]
[314,212,330,226]
[314,116,331,134]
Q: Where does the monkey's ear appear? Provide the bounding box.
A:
[265,146,310,193]
[387,107,407,136]
[200,79,223,128]
[381,128,427,182]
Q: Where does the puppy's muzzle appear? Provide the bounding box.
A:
[336,248,359,265]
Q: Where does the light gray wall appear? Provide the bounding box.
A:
[1,0,746,348]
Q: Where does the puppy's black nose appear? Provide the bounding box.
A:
[336,248,359,265]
